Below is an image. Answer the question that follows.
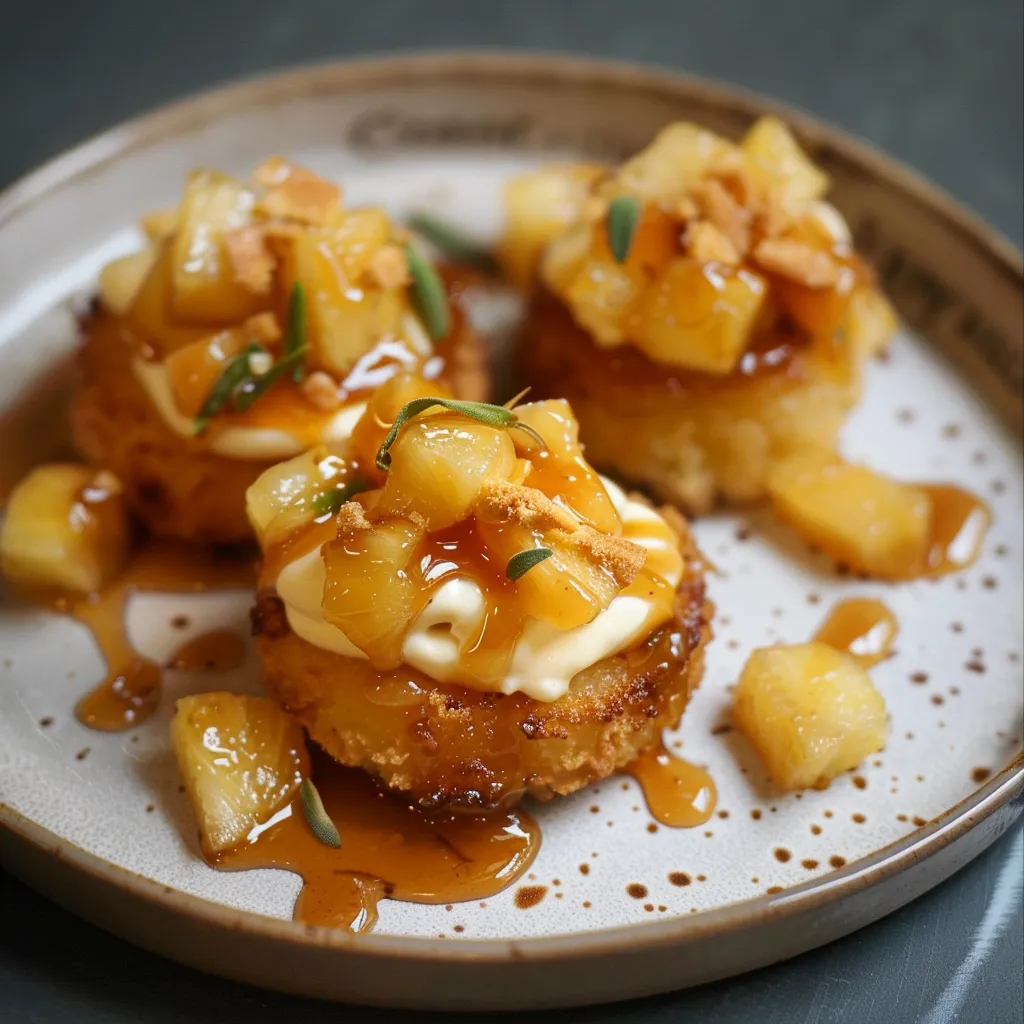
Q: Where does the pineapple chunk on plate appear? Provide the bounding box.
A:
[171,692,309,857]
[0,464,130,593]
[768,453,932,579]
[733,642,888,791]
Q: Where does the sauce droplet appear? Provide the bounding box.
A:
[216,753,539,932]
[167,629,247,672]
[919,484,990,576]
[625,741,717,828]
[813,597,898,668]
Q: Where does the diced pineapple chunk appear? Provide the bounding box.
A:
[501,163,605,289]
[278,226,405,376]
[628,260,767,373]
[171,170,268,324]
[377,413,516,530]
[768,453,932,579]
[171,692,309,857]
[246,445,356,545]
[98,248,158,317]
[0,464,130,593]
[614,122,737,203]
[163,329,250,418]
[741,116,829,206]
[846,286,897,361]
[733,642,887,790]
[321,510,425,667]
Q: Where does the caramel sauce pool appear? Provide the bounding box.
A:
[814,598,898,668]
[920,484,990,576]
[626,741,717,828]
[166,628,246,672]
[63,541,253,730]
[216,753,539,933]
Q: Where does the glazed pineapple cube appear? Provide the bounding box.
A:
[171,692,309,857]
[0,464,130,593]
[163,329,251,418]
[768,453,932,579]
[733,642,887,790]
[321,510,425,667]
[377,413,517,530]
[741,117,829,206]
[98,247,157,316]
[171,170,267,324]
[246,445,356,545]
[629,259,768,373]
[501,163,605,289]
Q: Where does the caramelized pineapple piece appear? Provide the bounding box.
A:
[475,481,645,630]
[170,692,309,856]
[377,413,516,530]
[171,170,268,324]
[246,445,356,545]
[628,260,767,373]
[0,464,129,593]
[614,122,737,203]
[846,286,897,361]
[163,328,251,418]
[501,163,606,289]
[741,117,829,206]
[278,224,405,376]
[733,642,887,790]
[768,453,931,579]
[98,248,157,316]
[321,507,425,667]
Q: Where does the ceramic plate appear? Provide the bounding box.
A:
[1,53,1022,1011]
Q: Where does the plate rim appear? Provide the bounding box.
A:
[1,48,1022,966]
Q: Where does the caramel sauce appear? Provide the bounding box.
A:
[167,629,246,672]
[626,741,717,828]
[813,597,898,668]
[919,484,990,576]
[216,752,539,932]
[59,541,253,731]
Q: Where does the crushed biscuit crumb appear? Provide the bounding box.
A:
[224,226,275,293]
[369,245,411,290]
[302,371,343,411]
[692,178,752,255]
[257,160,342,226]
[752,237,840,288]
[685,221,741,265]
[242,312,282,345]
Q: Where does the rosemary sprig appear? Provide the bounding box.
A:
[408,212,500,276]
[284,282,307,382]
[375,397,547,471]
[506,548,554,581]
[300,778,341,849]
[405,244,450,341]
[193,343,265,434]
[232,346,308,412]
[606,195,641,264]
[313,476,370,518]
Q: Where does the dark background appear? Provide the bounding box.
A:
[1,1,1022,1021]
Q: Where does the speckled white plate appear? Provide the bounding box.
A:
[1,53,1022,1012]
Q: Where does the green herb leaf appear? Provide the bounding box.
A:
[506,547,554,581]
[408,213,500,276]
[232,346,309,412]
[313,476,370,518]
[606,195,641,264]
[300,779,341,849]
[405,244,450,341]
[284,282,308,382]
[375,397,547,471]
[193,343,265,434]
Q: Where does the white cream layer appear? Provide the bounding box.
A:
[274,478,683,702]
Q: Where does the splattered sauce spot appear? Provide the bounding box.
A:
[829,855,847,869]
[669,872,691,887]
[514,886,547,909]
[626,883,648,899]
[971,767,992,784]
[774,848,792,863]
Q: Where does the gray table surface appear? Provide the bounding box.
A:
[1,1,1022,1021]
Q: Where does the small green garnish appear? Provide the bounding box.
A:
[375,397,547,471]
[313,476,370,518]
[606,195,641,264]
[284,282,308,382]
[408,212,500,276]
[405,244,450,341]
[506,548,554,581]
[232,346,308,412]
[300,779,341,849]
[193,343,264,433]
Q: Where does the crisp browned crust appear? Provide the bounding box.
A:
[254,501,711,810]
[69,305,488,544]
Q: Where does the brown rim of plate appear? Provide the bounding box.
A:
[1,50,1022,962]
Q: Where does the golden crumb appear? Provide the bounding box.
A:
[753,237,841,288]
[692,178,751,255]
[685,221,741,265]
[369,244,411,290]
[242,312,282,345]
[258,161,342,226]
[139,208,178,241]
[223,226,275,293]
[251,156,293,188]
[335,500,373,534]
[301,371,342,411]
